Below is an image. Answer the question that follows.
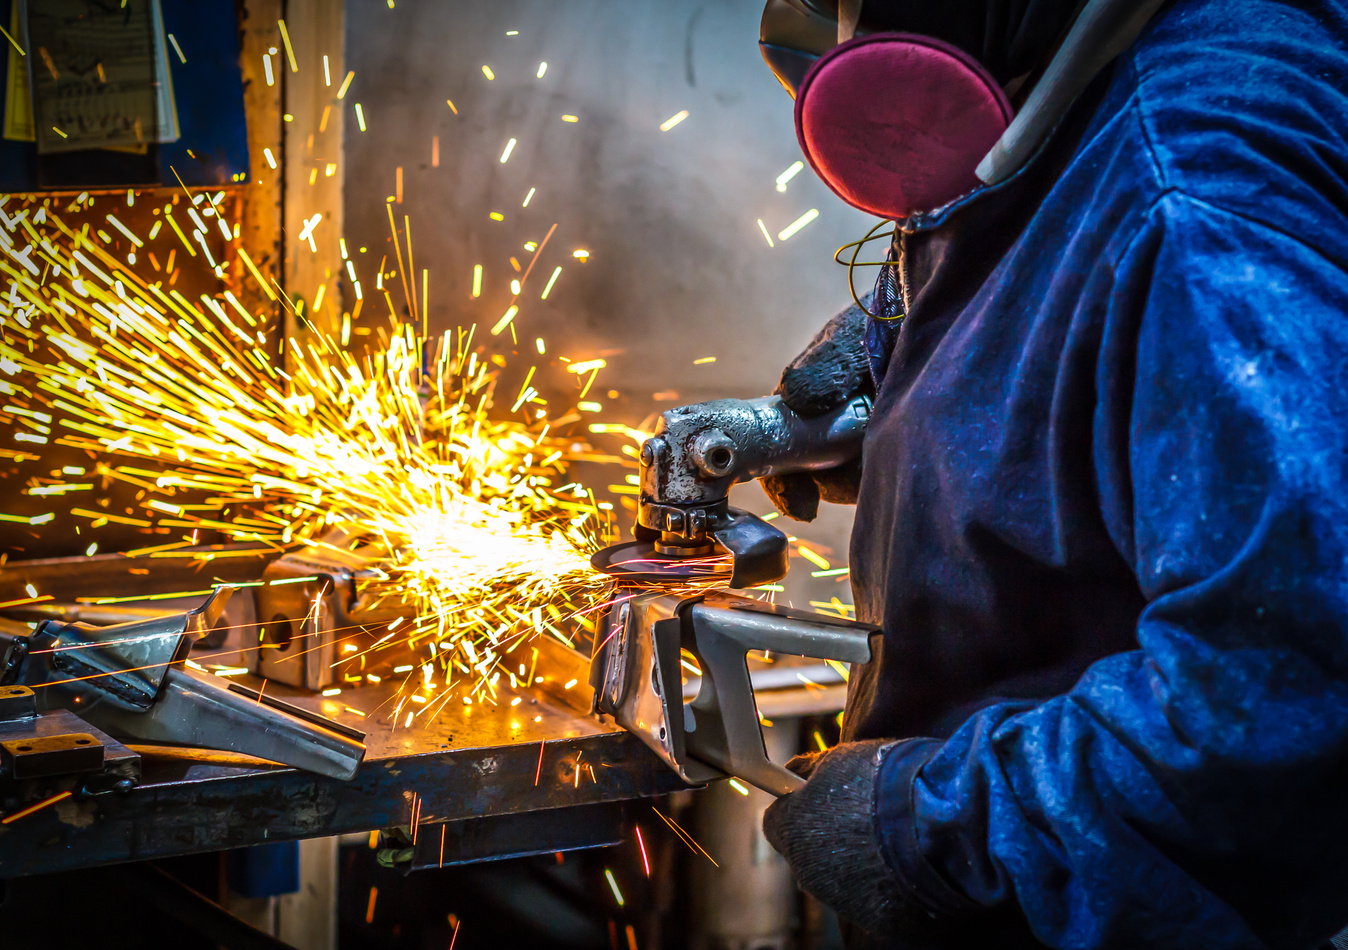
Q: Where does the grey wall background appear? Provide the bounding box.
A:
[344,0,873,593]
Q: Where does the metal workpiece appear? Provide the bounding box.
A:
[253,531,411,691]
[0,604,182,627]
[591,593,724,790]
[0,546,693,877]
[83,665,367,781]
[399,800,630,872]
[28,587,235,711]
[12,587,368,780]
[592,588,879,797]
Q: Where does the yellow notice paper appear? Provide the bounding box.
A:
[25,0,179,154]
[3,2,33,142]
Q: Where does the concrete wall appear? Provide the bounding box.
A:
[344,0,873,588]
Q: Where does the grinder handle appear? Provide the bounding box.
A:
[684,595,879,797]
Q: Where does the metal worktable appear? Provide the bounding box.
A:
[0,546,688,878]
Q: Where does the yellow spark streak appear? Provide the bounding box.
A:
[491,305,519,335]
[659,110,690,132]
[354,103,367,132]
[536,61,548,78]
[2,192,622,711]
[756,218,775,248]
[167,33,187,64]
[236,247,278,300]
[775,161,804,191]
[277,19,299,72]
[777,208,820,242]
[0,21,24,55]
[651,805,719,866]
[567,359,605,375]
[481,65,495,80]
[0,512,54,525]
[604,868,625,906]
[499,138,517,163]
[796,545,830,570]
[2,791,71,825]
[336,70,356,99]
[540,266,562,299]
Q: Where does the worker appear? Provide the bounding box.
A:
[753,0,1348,948]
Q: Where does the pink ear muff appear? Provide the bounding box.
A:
[794,33,1014,219]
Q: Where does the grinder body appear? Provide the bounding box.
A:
[591,392,877,795]
[597,393,871,587]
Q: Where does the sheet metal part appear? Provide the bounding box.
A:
[253,530,410,691]
[31,587,233,709]
[7,588,367,780]
[592,587,878,796]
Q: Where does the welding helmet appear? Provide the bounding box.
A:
[760,0,1168,218]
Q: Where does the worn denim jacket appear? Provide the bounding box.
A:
[845,0,1348,946]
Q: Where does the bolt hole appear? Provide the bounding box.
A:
[16,745,30,752]
[265,616,295,651]
[75,739,90,745]
[707,447,733,470]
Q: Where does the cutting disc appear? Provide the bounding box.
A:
[590,541,728,585]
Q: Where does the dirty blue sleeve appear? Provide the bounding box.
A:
[873,193,1348,950]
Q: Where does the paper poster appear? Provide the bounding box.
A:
[21,0,180,154]
[2,3,33,141]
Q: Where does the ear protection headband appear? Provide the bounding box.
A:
[761,0,1169,219]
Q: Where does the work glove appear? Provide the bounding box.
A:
[761,299,873,521]
[763,740,961,942]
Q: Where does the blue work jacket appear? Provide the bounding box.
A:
[845,0,1348,947]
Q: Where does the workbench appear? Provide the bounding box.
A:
[0,546,689,878]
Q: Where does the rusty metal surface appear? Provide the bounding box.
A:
[0,672,686,877]
[0,548,686,877]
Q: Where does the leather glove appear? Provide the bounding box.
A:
[763,740,959,941]
[761,299,873,521]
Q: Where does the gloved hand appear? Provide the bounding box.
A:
[763,739,958,941]
[761,299,873,521]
